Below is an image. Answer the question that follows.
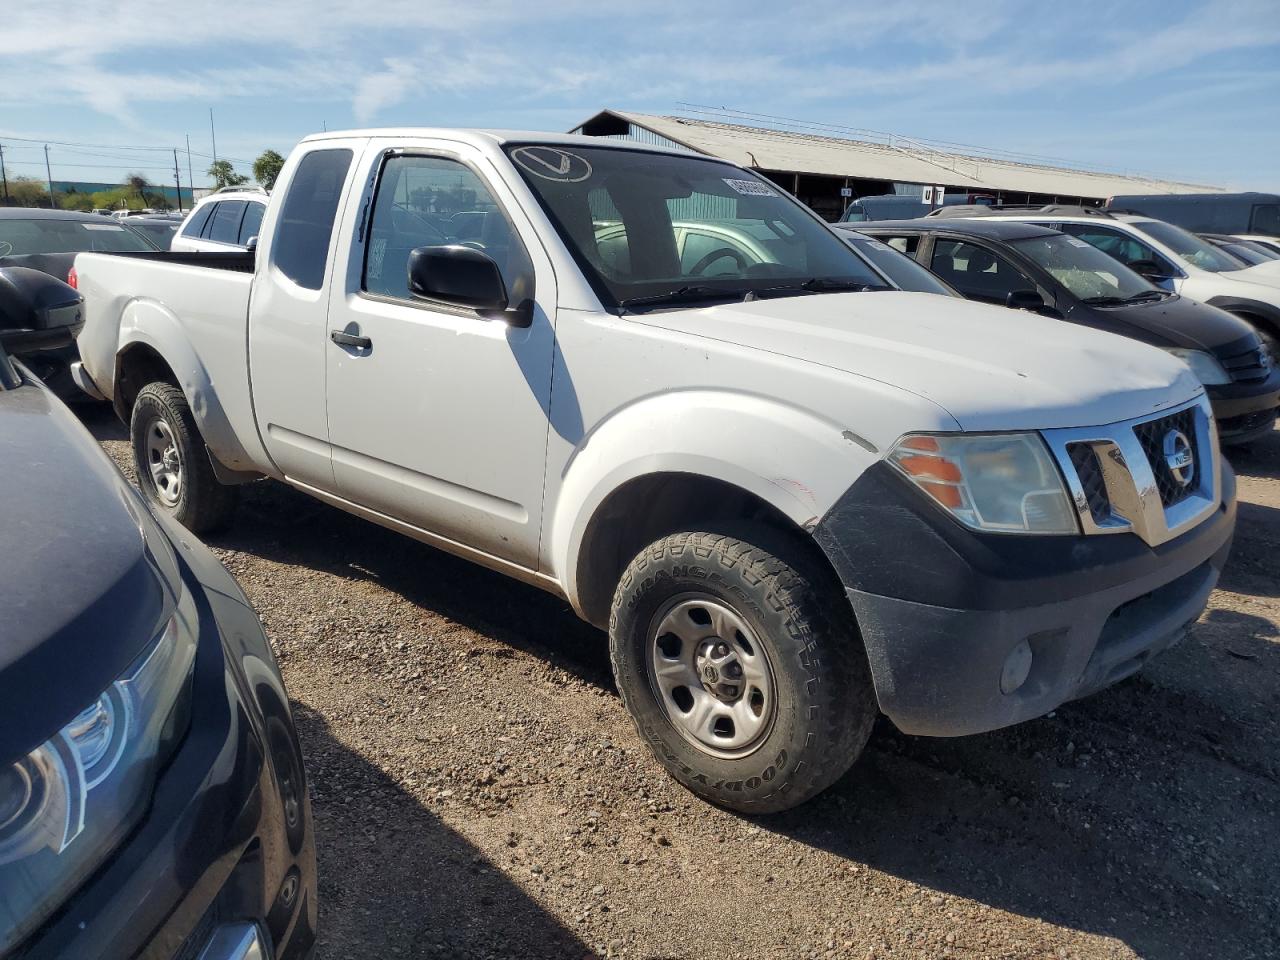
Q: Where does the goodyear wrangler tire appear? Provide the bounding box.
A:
[609,529,876,813]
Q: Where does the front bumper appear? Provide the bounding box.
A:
[814,461,1236,737]
[17,517,316,960]
[1205,367,1280,442]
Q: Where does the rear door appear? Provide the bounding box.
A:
[322,138,558,569]
[247,143,361,489]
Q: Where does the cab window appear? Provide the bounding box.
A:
[363,154,533,305]
[930,239,1036,304]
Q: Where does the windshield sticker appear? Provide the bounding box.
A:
[512,146,593,183]
[723,178,777,197]
[1063,235,1092,248]
[83,223,126,231]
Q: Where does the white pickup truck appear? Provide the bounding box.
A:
[73,130,1237,812]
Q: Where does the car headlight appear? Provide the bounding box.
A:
[888,433,1078,534]
[0,588,198,954]
[1164,347,1230,385]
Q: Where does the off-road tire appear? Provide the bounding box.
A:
[130,382,238,534]
[609,529,876,813]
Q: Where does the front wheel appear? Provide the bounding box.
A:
[609,530,876,813]
[130,382,238,534]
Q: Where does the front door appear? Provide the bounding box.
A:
[323,143,557,569]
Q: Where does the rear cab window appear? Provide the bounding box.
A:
[273,148,354,290]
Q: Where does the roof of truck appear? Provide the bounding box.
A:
[301,128,691,155]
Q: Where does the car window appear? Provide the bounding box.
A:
[274,148,353,291]
[238,202,265,245]
[929,239,1037,304]
[1132,220,1244,273]
[182,203,215,237]
[1010,234,1154,301]
[0,217,155,257]
[877,234,919,255]
[1250,204,1280,236]
[1055,223,1179,276]
[848,235,956,297]
[363,154,533,304]
[508,144,882,308]
[206,200,247,244]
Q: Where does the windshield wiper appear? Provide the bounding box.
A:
[617,285,745,312]
[1121,289,1168,303]
[1082,289,1169,307]
[755,278,889,297]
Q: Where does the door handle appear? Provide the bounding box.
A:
[330,329,372,349]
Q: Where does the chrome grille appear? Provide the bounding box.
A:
[1132,407,1198,508]
[1043,396,1220,548]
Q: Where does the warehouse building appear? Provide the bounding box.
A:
[571,109,1221,221]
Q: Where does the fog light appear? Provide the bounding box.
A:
[1000,639,1033,694]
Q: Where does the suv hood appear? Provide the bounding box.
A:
[0,374,179,762]
[633,291,1201,432]
[1079,294,1260,351]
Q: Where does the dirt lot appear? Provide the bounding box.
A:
[86,409,1279,960]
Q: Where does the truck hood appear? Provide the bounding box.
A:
[632,291,1201,432]
[0,373,178,763]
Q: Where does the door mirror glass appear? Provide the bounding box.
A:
[408,245,531,326]
[0,267,84,352]
[1005,289,1046,312]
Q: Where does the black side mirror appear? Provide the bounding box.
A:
[1126,259,1169,282]
[406,245,532,328]
[0,267,84,353]
[1006,289,1046,312]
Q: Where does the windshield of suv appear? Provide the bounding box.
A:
[506,144,884,309]
[1010,233,1157,301]
[1134,219,1245,273]
[0,217,155,257]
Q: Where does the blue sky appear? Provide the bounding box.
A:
[1,0,1277,191]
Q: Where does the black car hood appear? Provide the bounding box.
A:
[0,374,179,764]
[0,252,76,281]
[1075,294,1256,351]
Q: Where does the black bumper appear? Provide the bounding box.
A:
[1205,366,1280,442]
[18,517,317,960]
[814,461,1236,737]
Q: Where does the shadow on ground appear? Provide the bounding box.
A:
[294,702,592,959]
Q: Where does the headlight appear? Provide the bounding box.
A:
[888,433,1078,534]
[1164,347,1230,385]
[0,589,197,954]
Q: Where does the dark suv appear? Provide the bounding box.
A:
[840,219,1280,444]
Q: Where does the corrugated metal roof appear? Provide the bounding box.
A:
[585,111,1221,199]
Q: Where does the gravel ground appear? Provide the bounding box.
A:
[84,408,1279,960]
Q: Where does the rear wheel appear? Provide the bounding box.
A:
[609,529,876,813]
[130,382,238,534]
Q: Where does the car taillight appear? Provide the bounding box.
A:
[67,266,78,289]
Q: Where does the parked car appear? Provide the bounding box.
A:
[0,267,316,959]
[1106,192,1280,238]
[75,131,1235,813]
[1233,234,1280,257]
[0,209,157,399]
[837,229,961,296]
[931,205,1280,358]
[848,219,1279,444]
[1200,233,1280,266]
[171,187,268,253]
[122,214,184,251]
[839,192,994,223]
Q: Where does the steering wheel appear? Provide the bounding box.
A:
[690,247,749,276]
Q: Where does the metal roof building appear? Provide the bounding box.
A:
[572,109,1222,221]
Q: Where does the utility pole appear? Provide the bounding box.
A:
[44,145,55,208]
[173,148,183,213]
[209,108,218,166]
[0,143,9,205]
[185,134,195,197]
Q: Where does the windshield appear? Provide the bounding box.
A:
[0,217,155,257]
[1217,241,1273,265]
[1010,233,1156,301]
[845,234,957,297]
[506,144,883,309]
[1134,220,1245,273]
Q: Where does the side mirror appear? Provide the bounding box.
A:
[406,245,532,328]
[1006,289,1047,312]
[1127,259,1169,282]
[0,267,84,353]
[246,236,259,251]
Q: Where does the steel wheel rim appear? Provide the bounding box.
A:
[646,594,777,759]
[144,416,182,507]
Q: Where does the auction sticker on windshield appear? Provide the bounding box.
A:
[723,178,778,197]
[512,146,593,182]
